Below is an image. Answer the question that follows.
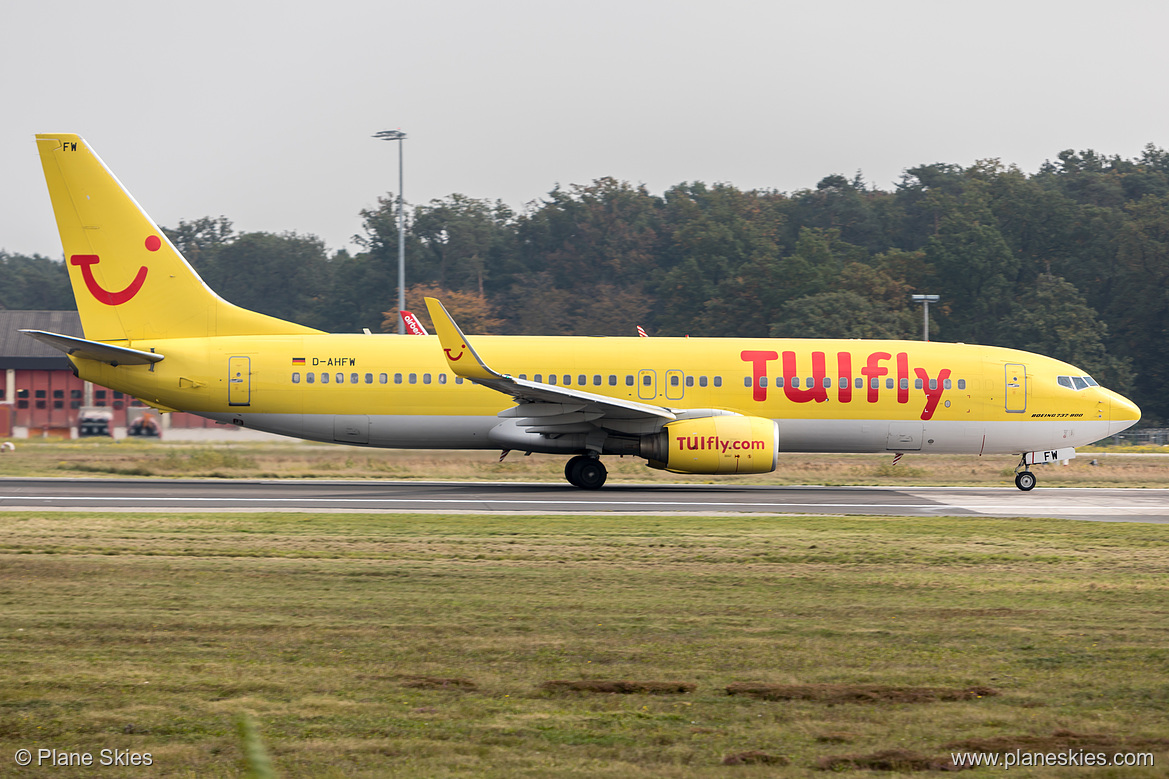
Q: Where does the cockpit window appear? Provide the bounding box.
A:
[1058,375,1097,391]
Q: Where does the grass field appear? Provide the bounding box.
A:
[2,438,1168,488]
[1,511,1167,777]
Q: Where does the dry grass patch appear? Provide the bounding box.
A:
[398,676,478,691]
[816,748,969,772]
[944,728,1169,752]
[721,749,790,765]
[725,683,998,704]
[539,680,696,695]
[7,437,1169,486]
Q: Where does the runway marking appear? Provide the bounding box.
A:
[0,495,950,509]
[0,494,1163,514]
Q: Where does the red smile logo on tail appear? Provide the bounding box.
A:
[71,255,148,305]
[69,236,157,305]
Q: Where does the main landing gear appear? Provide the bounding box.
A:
[1014,455,1036,491]
[565,455,607,490]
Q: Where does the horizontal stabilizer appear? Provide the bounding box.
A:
[20,329,164,366]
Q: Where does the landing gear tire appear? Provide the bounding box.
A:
[565,455,607,490]
[1015,471,1036,491]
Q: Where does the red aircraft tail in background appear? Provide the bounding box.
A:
[401,311,429,335]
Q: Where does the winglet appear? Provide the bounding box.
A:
[424,297,502,381]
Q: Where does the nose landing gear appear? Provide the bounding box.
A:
[1014,455,1036,491]
[1014,471,1036,491]
[565,455,607,489]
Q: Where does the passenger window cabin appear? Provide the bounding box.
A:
[292,370,970,399]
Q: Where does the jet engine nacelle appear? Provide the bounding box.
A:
[643,415,779,474]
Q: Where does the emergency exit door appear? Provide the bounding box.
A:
[638,369,657,400]
[228,356,251,406]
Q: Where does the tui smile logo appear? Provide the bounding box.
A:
[68,235,158,305]
[444,345,466,361]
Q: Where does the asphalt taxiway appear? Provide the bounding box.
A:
[1,478,1168,522]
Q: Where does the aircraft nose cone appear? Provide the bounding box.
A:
[1108,391,1141,436]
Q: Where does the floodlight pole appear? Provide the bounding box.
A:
[374,130,407,334]
[911,294,939,341]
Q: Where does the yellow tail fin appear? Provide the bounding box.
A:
[36,134,320,342]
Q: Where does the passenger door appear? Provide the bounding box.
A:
[228,356,251,406]
[1005,363,1026,413]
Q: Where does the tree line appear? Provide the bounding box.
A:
[3,145,1168,421]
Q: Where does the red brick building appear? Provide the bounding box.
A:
[0,310,220,438]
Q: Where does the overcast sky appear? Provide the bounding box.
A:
[4,0,1168,258]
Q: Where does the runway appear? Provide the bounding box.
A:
[2,478,1169,522]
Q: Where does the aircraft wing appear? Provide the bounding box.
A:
[424,297,676,429]
[20,330,164,366]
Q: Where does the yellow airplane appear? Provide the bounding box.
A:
[25,134,1141,490]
